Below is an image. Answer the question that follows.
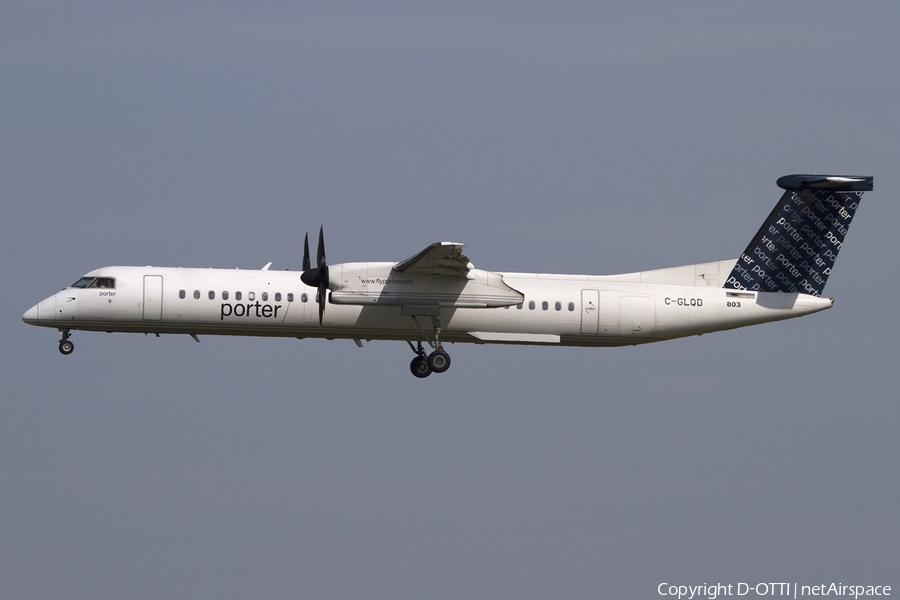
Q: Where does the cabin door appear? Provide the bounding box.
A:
[143,275,163,320]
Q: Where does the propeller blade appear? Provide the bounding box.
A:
[302,233,310,271]
[317,226,326,271]
[318,283,327,325]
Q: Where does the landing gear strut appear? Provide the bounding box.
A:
[406,314,452,378]
[58,329,74,355]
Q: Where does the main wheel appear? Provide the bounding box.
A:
[410,356,432,378]
[427,349,451,373]
[59,340,74,355]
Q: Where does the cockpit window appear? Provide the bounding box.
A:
[69,277,116,289]
[70,277,95,288]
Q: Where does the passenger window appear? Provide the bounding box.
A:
[528,301,535,310]
[222,291,229,300]
[235,291,242,301]
[275,293,281,302]
[568,302,575,311]
[555,301,561,311]
[208,291,215,300]
[287,293,294,302]
[542,301,548,310]
[516,303,523,309]
[301,293,308,303]
[179,290,186,299]
[262,292,268,301]
[248,292,256,301]
[193,290,200,299]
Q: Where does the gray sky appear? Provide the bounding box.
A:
[2,2,898,598]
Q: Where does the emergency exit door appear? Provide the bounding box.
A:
[580,289,599,334]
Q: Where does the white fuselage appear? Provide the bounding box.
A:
[23,260,833,348]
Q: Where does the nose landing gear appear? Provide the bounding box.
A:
[58,330,74,355]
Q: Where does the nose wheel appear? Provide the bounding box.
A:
[58,330,74,355]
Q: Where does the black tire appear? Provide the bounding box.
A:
[59,340,74,355]
[410,356,431,378]
[428,350,451,373]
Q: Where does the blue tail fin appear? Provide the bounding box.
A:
[724,174,873,296]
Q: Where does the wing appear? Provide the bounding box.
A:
[393,242,474,278]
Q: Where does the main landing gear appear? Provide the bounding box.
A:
[406,314,451,379]
[58,329,74,355]
[408,342,451,379]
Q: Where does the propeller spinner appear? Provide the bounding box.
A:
[300,226,329,325]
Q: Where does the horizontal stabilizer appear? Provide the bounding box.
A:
[777,174,873,192]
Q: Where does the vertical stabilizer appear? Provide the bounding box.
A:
[724,174,873,296]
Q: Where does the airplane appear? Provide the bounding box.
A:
[23,174,872,378]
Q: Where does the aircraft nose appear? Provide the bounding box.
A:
[22,303,39,324]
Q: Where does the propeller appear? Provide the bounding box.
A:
[300,226,329,325]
